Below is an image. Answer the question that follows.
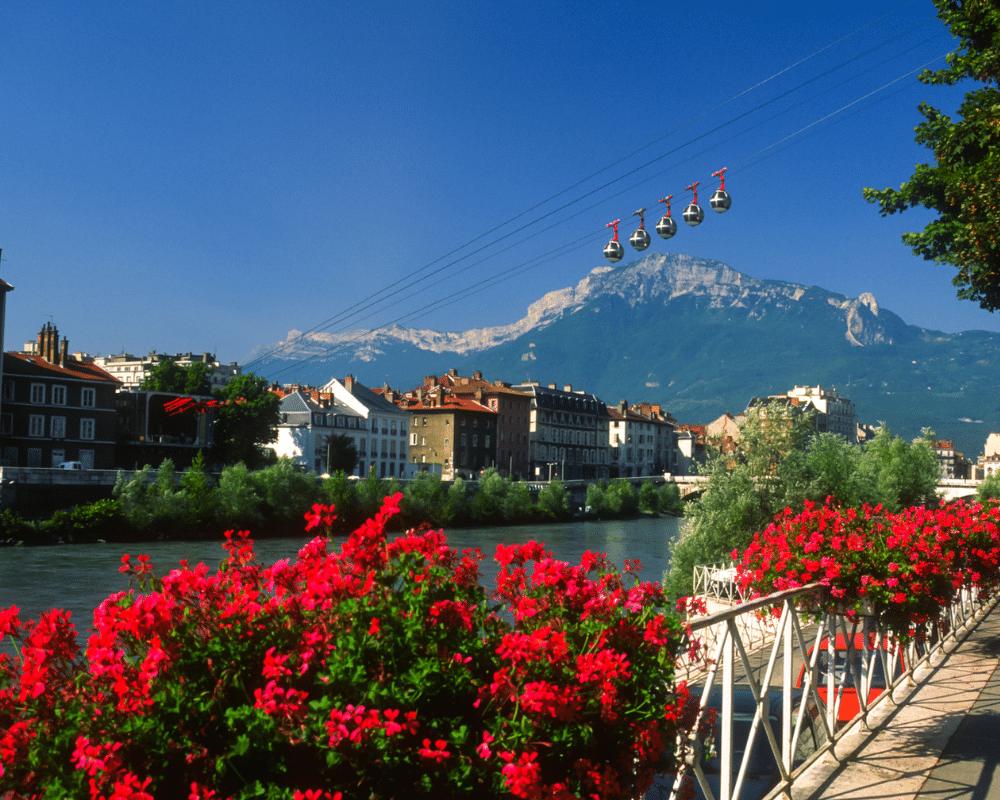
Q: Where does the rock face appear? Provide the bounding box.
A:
[270,253,902,359]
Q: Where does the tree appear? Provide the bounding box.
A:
[323,433,358,475]
[140,359,212,395]
[864,1,1000,310]
[209,374,280,469]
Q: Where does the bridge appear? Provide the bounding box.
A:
[667,575,999,800]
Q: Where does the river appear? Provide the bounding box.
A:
[0,515,684,635]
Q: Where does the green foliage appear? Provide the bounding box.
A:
[248,458,321,529]
[323,470,360,524]
[638,481,659,513]
[0,509,38,543]
[657,483,682,515]
[402,471,448,527]
[356,471,388,520]
[665,410,941,596]
[978,472,1000,502]
[864,0,1000,310]
[210,374,281,469]
[471,468,508,523]
[40,499,123,543]
[535,479,571,520]
[445,479,470,526]
[324,433,359,475]
[214,463,264,526]
[140,359,212,395]
[857,428,939,513]
[180,451,214,528]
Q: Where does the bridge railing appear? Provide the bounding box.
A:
[649,581,995,800]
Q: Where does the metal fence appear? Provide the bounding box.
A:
[651,581,995,800]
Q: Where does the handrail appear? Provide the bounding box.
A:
[654,582,995,800]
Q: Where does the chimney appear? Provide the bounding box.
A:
[564,384,572,393]
[36,326,44,359]
[473,371,482,381]
[424,375,436,389]
[618,399,627,416]
[60,337,68,367]
[345,375,354,394]
[449,368,458,377]
[548,383,556,390]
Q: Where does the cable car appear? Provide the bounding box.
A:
[604,220,624,263]
[630,208,650,251]
[656,195,677,240]
[683,182,704,227]
[710,167,731,213]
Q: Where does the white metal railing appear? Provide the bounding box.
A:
[649,582,996,800]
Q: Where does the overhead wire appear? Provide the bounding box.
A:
[248,9,950,381]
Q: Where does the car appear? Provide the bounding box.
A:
[58,461,83,470]
[795,632,917,726]
[645,685,828,800]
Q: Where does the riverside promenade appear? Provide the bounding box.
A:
[790,598,1000,800]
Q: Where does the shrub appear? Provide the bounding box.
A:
[0,497,701,799]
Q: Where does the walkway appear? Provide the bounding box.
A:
[789,599,1000,800]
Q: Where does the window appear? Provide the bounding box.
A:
[52,385,66,405]
[410,433,418,445]
[2,382,13,401]
[472,435,478,447]
[461,433,467,446]
[420,436,426,446]
[30,384,45,404]
[485,436,490,449]
[27,448,41,467]
[51,450,65,468]
[80,419,95,440]
[1,414,10,434]
[29,415,44,437]
[51,416,66,439]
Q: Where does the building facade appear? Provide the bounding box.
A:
[94,351,242,392]
[321,376,410,479]
[389,382,497,480]
[269,388,367,474]
[1,324,119,468]
[511,382,611,481]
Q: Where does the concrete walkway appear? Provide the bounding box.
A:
[790,599,1000,800]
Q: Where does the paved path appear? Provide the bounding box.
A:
[789,600,1000,800]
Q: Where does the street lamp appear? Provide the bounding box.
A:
[546,462,557,482]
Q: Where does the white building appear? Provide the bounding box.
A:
[785,385,857,442]
[321,376,410,479]
[92,351,241,391]
[270,389,367,474]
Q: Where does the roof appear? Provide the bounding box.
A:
[3,352,119,384]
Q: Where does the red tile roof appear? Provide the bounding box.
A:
[4,352,119,384]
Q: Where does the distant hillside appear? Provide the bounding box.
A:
[252,253,1000,457]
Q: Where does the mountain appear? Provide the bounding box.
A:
[252,253,1000,457]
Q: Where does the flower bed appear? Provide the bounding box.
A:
[734,498,1000,637]
[1,495,701,800]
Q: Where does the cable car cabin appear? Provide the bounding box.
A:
[604,240,625,263]
[683,203,704,227]
[656,215,677,240]
[710,190,732,212]
[629,228,650,251]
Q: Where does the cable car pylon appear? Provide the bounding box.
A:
[604,220,625,263]
[630,208,650,251]
[656,195,677,240]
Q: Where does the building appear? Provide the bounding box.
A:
[931,440,971,480]
[607,400,679,478]
[389,381,497,480]
[1,323,119,468]
[320,376,410,478]
[268,387,367,474]
[114,390,215,470]
[93,351,241,392]
[510,381,610,481]
[422,370,532,479]
[675,424,707,475]
[785,385,857,442]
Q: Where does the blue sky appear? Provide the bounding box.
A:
[1,0,988,373]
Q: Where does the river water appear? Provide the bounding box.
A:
[0,515,683,636]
